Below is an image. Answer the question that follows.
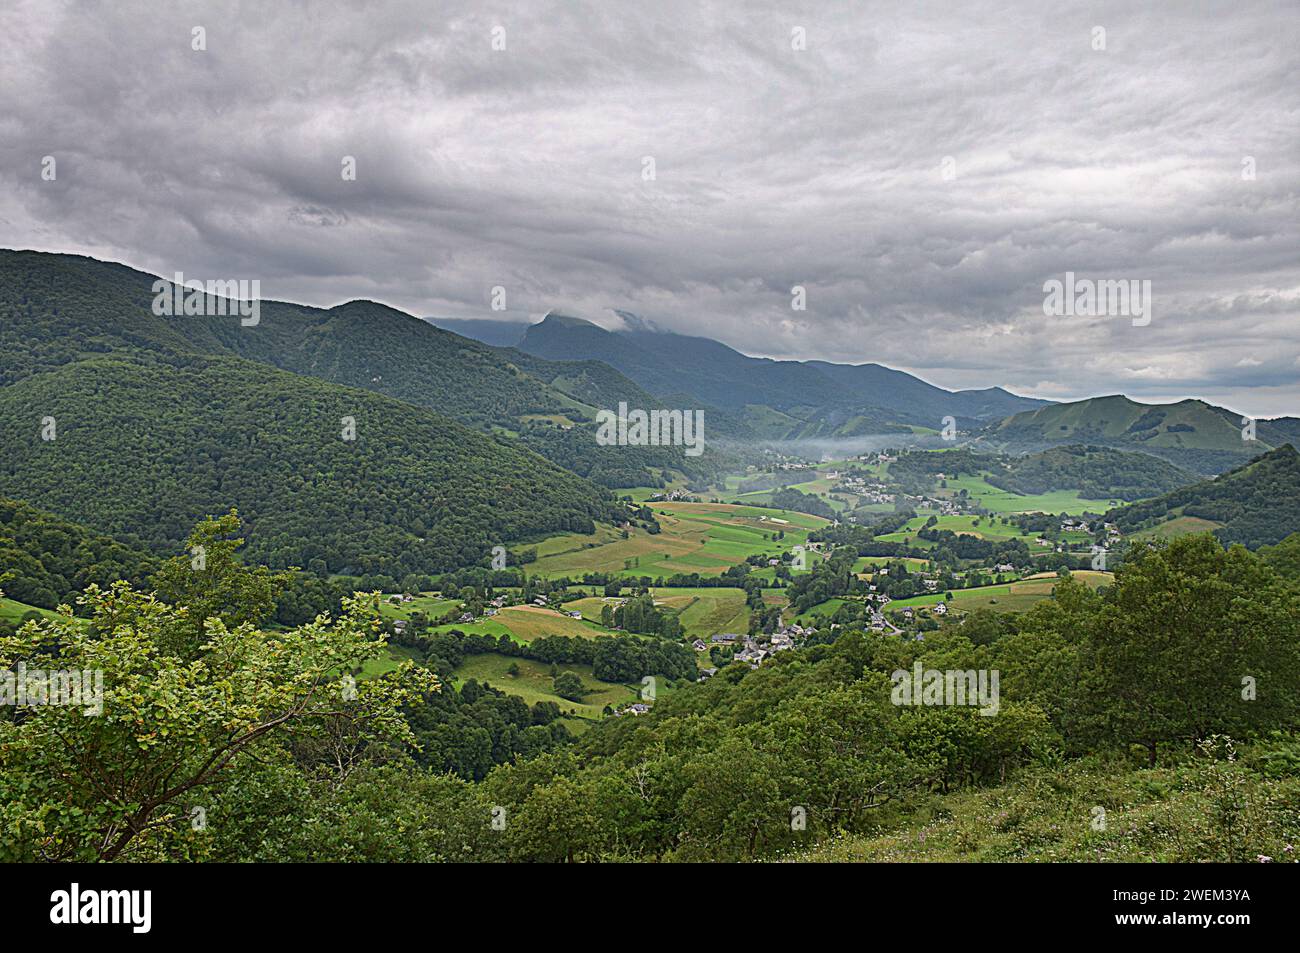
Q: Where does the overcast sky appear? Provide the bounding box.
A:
[2,0,1298,416]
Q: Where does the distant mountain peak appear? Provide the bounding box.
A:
[539,310,604,330]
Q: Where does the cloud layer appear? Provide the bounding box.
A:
[2,0,1297,415]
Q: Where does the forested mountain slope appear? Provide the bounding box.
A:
[986,445,1197,502]
[1106,445,1300,548]
[0,496,157,609]
[0,353,617,574]
[0,250,715,487]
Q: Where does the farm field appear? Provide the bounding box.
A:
[791,597,853,624]
[377,594,460,621]
[570,586,786,637]
[874,514,1045,549]
[853,556,933,573]
[414,604,610,646]
[487,605,607,641]
[1130,515,1224,541]
[450,654,640,720]
[527,501,829,579]
[887,570,1114,612]
[358,643,424,678]
[651,587,749,636]
[936,473,1118,515]
[794,570,1114,620]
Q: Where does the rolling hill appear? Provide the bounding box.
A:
[986,445,1198,502]
[982,394,1300,474]
[1106,444,1300,548]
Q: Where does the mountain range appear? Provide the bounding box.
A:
[3,248,1296,571]
[982,394,1300,475]
[511,311,1049,437]
[435,312,1299,473]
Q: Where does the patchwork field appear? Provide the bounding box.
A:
[936,473,1119,515]
[887,570,1114,612]
[528,501,830,579]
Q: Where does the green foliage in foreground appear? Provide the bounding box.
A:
[1,526,1296,862]
[0,581,433,861]
[801,736,1300,863]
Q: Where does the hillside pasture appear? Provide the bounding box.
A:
[528,501,829,579]
[451,654,639,720]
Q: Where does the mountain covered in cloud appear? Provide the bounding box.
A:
[513,310,1050,438]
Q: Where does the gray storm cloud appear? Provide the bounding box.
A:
[1,0,1297,415]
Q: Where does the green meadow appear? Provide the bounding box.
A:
[528,501,829,580]
[937,473,1118,515]
[874,513,1046,550]
[450,655,640,720]
[0,597,59,625]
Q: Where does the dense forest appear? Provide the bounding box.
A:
[0,353,618,573]
[0,497,158,611]
[986,445,1196,501]
[0,250,723,486]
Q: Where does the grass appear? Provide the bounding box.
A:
[0,596,59,624]
[875,514,1045,550]
[854,556,933,573]
[651,587,750,637]
[886,571,1114,613]
[797,753,1291,863]
[793,598,854,623]
[567,587,752,638]
[358,643,424,678]
[528,501,829,579]
[484,605,608,641]
[1131,515,1224,541]
[795,571,1114,621]
[937,473,1119,515]
[377,594,460,621]
[451,654,640,720]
